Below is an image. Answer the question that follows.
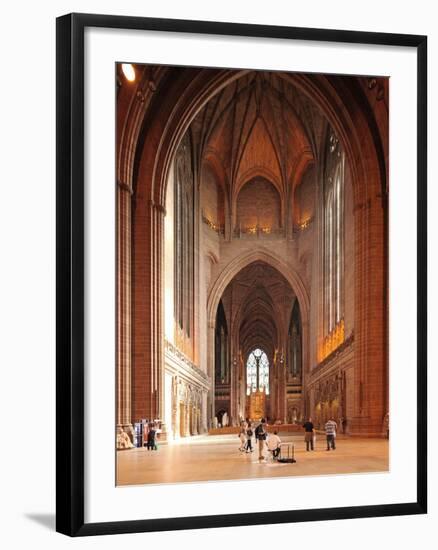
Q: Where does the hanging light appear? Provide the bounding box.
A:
[121,63,136,82]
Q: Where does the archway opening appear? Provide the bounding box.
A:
[213,260,298,425]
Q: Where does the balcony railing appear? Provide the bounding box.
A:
[201,212,225,236]
[293,217,314,233]
[233,225,285,239]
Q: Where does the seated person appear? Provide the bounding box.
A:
[267,430,282,459]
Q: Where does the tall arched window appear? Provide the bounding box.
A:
[174,133,194,340]
[323,131,345,345]
[246,348,269,395]
[325,134,345,335]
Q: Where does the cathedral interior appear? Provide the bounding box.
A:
[116,63,389,483]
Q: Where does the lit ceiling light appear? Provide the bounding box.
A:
[121,63,135,82]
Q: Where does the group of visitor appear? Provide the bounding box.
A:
[239,418,282,460]
[301,417,338,451]
[238,416,340,459]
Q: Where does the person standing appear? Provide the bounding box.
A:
[239,423,247,452]
[302,417,315,451]
[146,423,158,450]
[255,418,268,460]
[143,420,150,448]
[325,418,337,451]
[245,423,254,452]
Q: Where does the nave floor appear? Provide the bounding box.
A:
[116,433,389,486]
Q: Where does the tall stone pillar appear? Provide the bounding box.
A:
[230,338,237,425]
[179,402,185,437]
[131,199,166,437]
[192,405,198,435]
[350,193,387,436]
[117,182,133,440]
[201,391,208,433]
[278,334,288,424]
[132,192,153,422]
[152,201,168,441]
[185,401,191,437]
[301,319,310,419]
[283,357,288,424]
[207,322,216,428]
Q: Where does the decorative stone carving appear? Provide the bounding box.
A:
[165,339,210,384]
[116,427,134,450]
[367,77,385,101]
[329,132,339,154]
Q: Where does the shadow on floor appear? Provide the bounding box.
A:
[25,513,56,531]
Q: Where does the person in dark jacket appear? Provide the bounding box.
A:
[302,417,315,451]
[146,425,158,450]
[255,418,268,460]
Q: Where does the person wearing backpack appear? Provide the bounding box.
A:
[245,423,254,452]
[255,418,268,460]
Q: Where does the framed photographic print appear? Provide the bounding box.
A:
[56,13,427,536]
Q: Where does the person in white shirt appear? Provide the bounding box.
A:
[267,430,282,459]
[238,422,247,452]
[324,418,338,450]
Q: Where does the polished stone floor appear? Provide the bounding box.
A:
[116,433,389,486]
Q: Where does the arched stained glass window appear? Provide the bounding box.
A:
[246,348,269,395]
[324,131,345,335]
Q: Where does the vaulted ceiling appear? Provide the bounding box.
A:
[190,71,326,205]
[222,261,295,361]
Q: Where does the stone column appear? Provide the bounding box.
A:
[179,402,185,437]
[230,337,236,425]
[197,407,202,434]
[231,329,241,426]
[301,319,310,419]
[152,201,168,441]
[283,356,288,424]
[170,375,178,441]
[185,401,191,437]
[206,321,216,427]
[132,192,153,422]
[201,391,208,433]
[240,353,246,421]
[116,182,134,440]
[192,405,198,435]
[350,192,387,436]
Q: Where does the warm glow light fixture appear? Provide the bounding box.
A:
[121,63,135,82]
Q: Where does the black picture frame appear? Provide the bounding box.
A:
[56,12,427,537]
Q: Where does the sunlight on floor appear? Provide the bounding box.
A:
[117,433,389,486]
